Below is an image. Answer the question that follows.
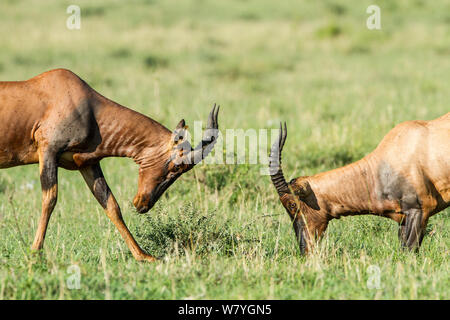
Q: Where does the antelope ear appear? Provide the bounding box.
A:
[172,119,188,143]
[176,119,186,130]
[291,179,312,198]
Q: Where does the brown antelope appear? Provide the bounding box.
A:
[269,114,449,254]
[0,69,219,262]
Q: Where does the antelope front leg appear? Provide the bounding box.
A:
[32,150,58,251]
[398,208,426,251]
[79,164,156,262]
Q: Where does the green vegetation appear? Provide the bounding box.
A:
[0,0,448,299]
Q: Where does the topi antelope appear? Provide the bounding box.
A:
[0,69,219,262]
[269,114,449,254]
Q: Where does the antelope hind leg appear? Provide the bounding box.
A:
[79,164,156,262]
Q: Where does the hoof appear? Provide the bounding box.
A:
[137,255,158,263]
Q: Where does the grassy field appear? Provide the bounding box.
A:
[0,0,449,299]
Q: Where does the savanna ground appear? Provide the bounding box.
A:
[0,0,449,299]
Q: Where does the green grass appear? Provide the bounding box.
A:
[0,0,449,299]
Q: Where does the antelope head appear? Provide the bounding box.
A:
[133,104,220,213]
[269,123,325,254]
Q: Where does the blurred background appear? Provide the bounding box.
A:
[0,0,448,299]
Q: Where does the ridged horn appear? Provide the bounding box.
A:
[189,104,220,165]
[269,122,290,196]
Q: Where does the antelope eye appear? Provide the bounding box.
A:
[167,170,179,179]
[175,161,187,172]
[289,202,297,210]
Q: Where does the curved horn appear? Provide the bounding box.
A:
[269,122,290,196]
[190,104,220,164]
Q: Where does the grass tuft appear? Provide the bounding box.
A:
[135,204,239,257]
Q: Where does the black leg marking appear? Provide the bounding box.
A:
[377,161,426,251]
[399,208,425,251]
